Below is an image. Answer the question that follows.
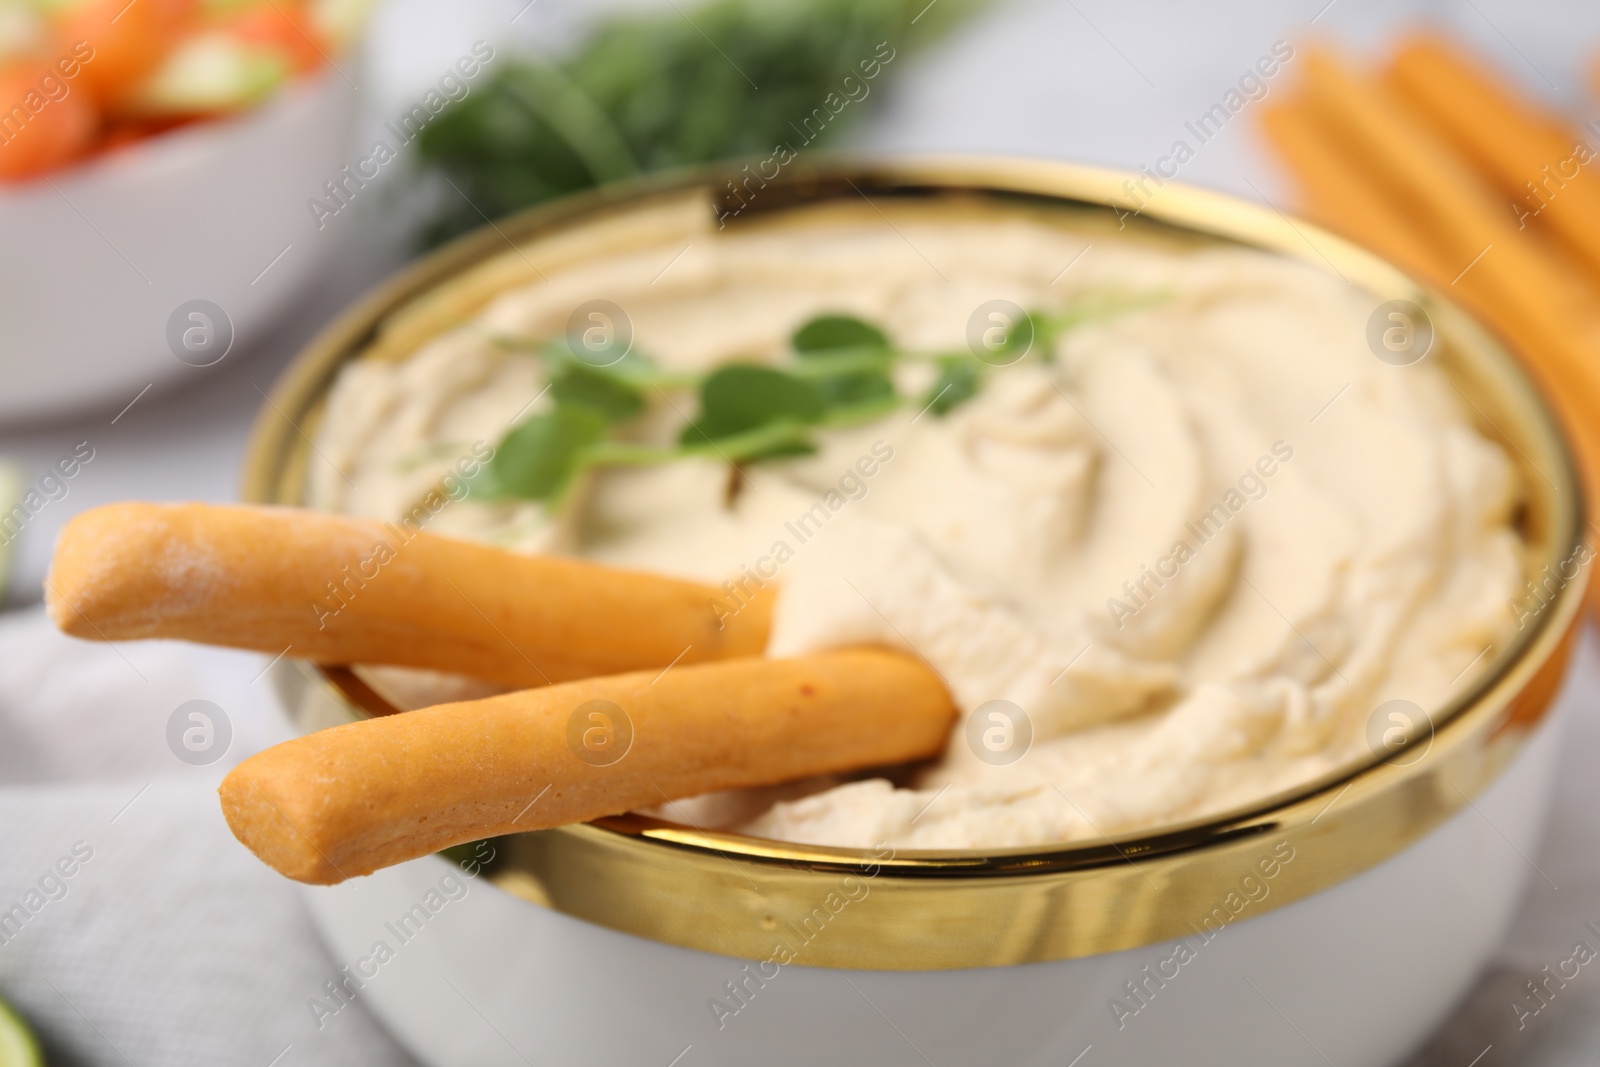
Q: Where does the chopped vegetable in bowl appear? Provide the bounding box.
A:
[0,0,368,181]
[0,994,42,1067]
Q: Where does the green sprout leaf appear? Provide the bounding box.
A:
[681,364,827,445]
[791,348,897,415]
[923,355,981,416]
[792,313,889,353]
[688,418,818,461]
[555,345,684,387]
[992,309,1036,358]
[549,362,645,422]
[489,405,610,501]
[477,292,1169,507]
[815,369,895,410]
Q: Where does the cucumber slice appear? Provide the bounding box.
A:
[308,0,374,50]
[0,2,44,62]
[20,0,76,18]
[128,30,288,115]
[0,996,43,1067]
[0,462,21,604]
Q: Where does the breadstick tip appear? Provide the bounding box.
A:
[219,758,348,885]
[46,502,160,635]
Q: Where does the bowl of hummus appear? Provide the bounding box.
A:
[246,158,1587,1067]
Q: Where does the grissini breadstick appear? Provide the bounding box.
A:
[46,502,770,689]
[1387,36,1600,286]
[1261,93,1571,353]
[1296,46,1591,324]
[219,648,955,885]
[1258,99,1446,282]
[1268,95,1584,372]
[1282,48,1600,531]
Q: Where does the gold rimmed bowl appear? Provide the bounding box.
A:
[246,158,1587,1067]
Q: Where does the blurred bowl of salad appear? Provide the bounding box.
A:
[0,0,368,424]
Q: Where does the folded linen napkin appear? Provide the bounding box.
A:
[0,607,419,1067]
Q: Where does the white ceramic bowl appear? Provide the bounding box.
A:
[301,683,1571,1066]
[245,160,1590,1067]
[0,63,358,425]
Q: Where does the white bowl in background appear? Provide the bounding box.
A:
[0,63,358,425]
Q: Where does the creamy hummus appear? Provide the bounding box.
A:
[310,197,1524,850]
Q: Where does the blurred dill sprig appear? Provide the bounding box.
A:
[415,0,982,243]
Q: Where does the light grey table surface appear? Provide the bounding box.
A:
[2,1,1599,1064]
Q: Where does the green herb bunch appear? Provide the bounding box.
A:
[481,298,1154,507]
[415,0,983,242]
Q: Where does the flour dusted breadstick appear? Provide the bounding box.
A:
[1387,36,1600,285]
[45,502,770,688]
[218,648,955,884]
[1276,47,1600,548]
[1258,99,1445,282]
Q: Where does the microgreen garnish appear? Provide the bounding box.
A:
[923,355,981,416]
[683,365,827,444]
[792,314,889,353]
[489,405,609,501]
[548,361,645,422]
[481,294,1163,505]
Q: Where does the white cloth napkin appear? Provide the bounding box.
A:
[0,607,419,1066]
[1,603,1597,1066]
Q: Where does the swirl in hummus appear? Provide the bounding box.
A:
[310,197,1524,850]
